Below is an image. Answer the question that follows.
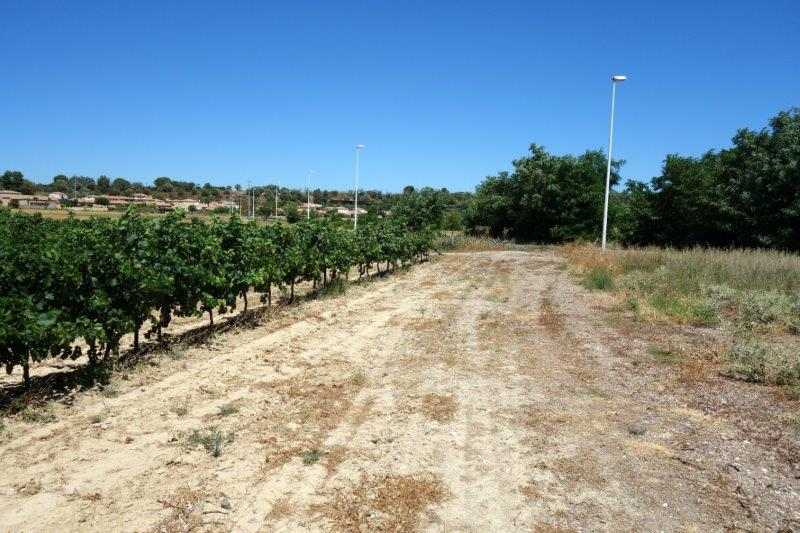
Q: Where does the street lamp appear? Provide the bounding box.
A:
[601,74,626,251]
[274,180,280,218]
[354,144,365,229]
[246,180,252,218]
[306,170,316,220]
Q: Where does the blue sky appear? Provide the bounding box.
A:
[1,1,798,192]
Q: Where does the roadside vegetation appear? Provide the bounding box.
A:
[0,208,436,390]
[565,244,800,392]
[465,108,800,251]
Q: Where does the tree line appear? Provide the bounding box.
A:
[0,209,436,385]
[465,108,800,250]
[0,171,472,214]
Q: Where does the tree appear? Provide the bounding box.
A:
[111,178,131,195]
[465,144,621,242]
[154,177,174,194]
[51,175,70,192]
[285,202,301,223]
[392,188,445,231]
[1,171,25,191]
[97,175,111,193]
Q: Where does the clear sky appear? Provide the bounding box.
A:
[1,1,798,192]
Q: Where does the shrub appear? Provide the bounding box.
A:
[725,340,800,386]
[739,291,794,326]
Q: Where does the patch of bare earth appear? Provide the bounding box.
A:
[1,250,798,531]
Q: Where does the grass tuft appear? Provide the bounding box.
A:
[584,266,614,291]
[185,427,235,457]
[302,449,322,465]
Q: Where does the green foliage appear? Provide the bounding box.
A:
[620,108,800,249]
[0,208,436,384]
[466,108,800,250]
[725,340,800,387]
[302,449,322,465]
[464,144,622,242]
[284,202,301,223]
[391,188,447,230]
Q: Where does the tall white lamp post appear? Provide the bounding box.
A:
[354,144,365,229]
[274,181,280,218]
[306,170,316,220]
[601,74,626,251]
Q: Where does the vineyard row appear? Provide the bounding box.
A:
[0,209,436,384]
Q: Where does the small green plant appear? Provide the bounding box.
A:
[584,267,614,291]
[0,419,10,442]
[19,405,57,424]
[186,427,235,457]
[217,403,239,417]
[648,293,718,326]
[302,449,322,465]
[625,295,640,314]
[648,346,682,365]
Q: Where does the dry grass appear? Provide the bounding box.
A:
[562,243,800,389]
[477,311,528,349]
[520,482,541,500]
[539,291,565,334]
[153,487,212,533]
[319,473,448,533]
[324,445,349,477]
[420,393,457,423]
[550,454,607,489]
[437,233,533,252]
[264,497,295,523]
[258,372,365,472]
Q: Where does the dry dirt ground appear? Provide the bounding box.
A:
[1,251,799,532]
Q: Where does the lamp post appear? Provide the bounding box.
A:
[246,180,252,218]
[354,144,364,229]
[274,181,279,218]
[601,74,626,251]
[306,170,315,220]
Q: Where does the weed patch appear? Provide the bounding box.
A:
[302,449,322,465]
[184,427,235,457]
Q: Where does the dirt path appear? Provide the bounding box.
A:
[1,251,798,532]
